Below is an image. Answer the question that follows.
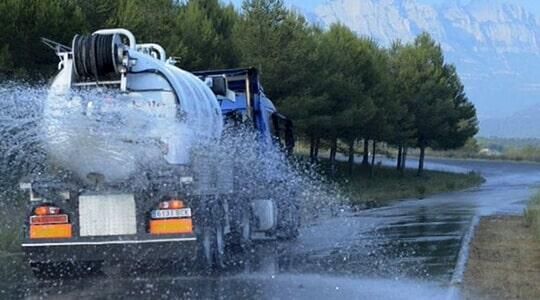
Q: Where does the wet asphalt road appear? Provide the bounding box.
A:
[5,158,540,299]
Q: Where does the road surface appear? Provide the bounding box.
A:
[4,158,540,299]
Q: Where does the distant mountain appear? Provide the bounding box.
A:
[315,0,540,54]
[480,104,540,138]
[309,0,540,138]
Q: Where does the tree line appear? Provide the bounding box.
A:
[0,0,478,176]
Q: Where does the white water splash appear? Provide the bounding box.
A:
[0,82,349,221]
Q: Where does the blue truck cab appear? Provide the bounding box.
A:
[193,68,294,154]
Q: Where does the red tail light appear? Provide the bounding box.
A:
[159,199,185,209]
[34,205,61,216]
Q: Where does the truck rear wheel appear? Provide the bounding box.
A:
[214,222,225,268]
[228,205,252,249]
[277,201,300,240]
[199,222,225,270]
[239,207,252,247]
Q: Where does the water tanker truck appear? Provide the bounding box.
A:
[21,29,298,277]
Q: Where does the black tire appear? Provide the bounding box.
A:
[278,223,299,240]
[239,207,252,248]
[214,221,225,269]
[199,222,226,270]
[228,205,252,250]
[277,201,300,240]
[199,225,214,269]
[198,200,227,270]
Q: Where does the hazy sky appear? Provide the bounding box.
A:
[227,0,540,16]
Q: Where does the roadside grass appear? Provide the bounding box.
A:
[524,191,540,238]
[319,160,485,206]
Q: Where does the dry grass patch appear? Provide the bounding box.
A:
[464,216,540,300]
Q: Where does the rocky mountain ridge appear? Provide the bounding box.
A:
[306,0,540,137]
[314,0,540,55]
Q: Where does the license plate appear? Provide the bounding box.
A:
[151,208,192,219]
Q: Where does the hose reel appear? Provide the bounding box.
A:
[72,33,124,81]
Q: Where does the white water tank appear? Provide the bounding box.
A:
[43,33,222,183]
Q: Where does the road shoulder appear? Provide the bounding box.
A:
[463,216,540,300]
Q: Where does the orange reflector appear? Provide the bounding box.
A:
[150,218,193,235]
[30,224,72,239]
[30,214,68,225]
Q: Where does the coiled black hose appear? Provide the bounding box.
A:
[72,34,117,80]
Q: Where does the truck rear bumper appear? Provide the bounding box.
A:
[22,236,198,263]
